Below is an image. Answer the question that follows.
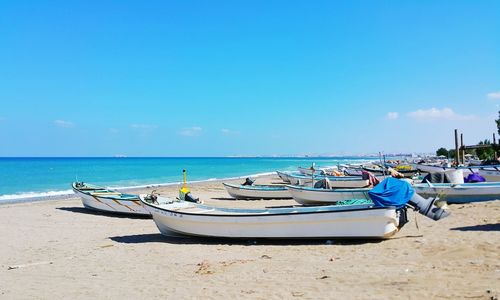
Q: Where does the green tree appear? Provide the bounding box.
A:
[476,139,494,160]
[496,111,500,136]
[436,147,448,157]
[448,149,456,159]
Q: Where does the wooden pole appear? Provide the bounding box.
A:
[460,133,465,164]
[454,129,459,165]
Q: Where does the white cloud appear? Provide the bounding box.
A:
[54,120,74,128]
[407,107,476,121]
[178,126,202,136]
[130,124,158,130]
[487,91,500,99]
[386,112,399,120]
[221,128,239,135]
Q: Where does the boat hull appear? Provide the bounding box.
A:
[276,171,292,183]
[286,185,371,205]
[477,168,500,182]
[141,198,401,239]
[287,174,371,188]
[73,189,150,216]
[223,183,291,199]
[413,182,500,204]
[297,166,336,175]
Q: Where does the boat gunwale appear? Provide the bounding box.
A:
[72,183,140,201]
[286,185,371,193]
[140,197,393,217]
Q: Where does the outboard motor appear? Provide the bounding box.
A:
[407,193,450,221]
[368,177,450,221]
[242,177,255,186]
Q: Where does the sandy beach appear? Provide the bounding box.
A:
[0,174,498,299]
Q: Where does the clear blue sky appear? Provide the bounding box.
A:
[0,1,499,156]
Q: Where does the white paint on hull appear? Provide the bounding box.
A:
[223,183,291,199]
[74,189,150,216]
[287,186,371,205]
[413,182,500,203]
[141,197,401,239]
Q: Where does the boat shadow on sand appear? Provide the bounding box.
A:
[450,223,500,232]
[56,207,151,219]
[107,233,418,246]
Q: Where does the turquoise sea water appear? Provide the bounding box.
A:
[0,157,374,201]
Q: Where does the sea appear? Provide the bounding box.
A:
[0,157,375,203]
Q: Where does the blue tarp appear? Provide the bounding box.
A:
[464,172,486,183]
[368,177,414,209]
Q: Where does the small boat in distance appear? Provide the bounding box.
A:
[223,182,291,199]
[72,182,150,216]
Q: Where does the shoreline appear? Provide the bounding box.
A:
[0,171,277,205]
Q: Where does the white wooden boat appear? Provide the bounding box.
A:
[286,185,371,205]
[139,195,405,239]
[223,183,291,199]
[413,182,500,204]
[477,167,500,181]
[297,166,336,175]
[72,182,150,216]
[276,170,295,183]
[286,173,374,188]
[362,166,418,178]
[412,163,479,175]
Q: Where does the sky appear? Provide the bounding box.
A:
[0,0,499,156]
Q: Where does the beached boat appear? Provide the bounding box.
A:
[362,166,418,178]
[286,173,375,188]
[286,185,371,205]
[139,195,406,239]
[412,163,477,174]
[297,166,336,175]
[223,183,291,199]
[141,177,450,239]
[276,170,295,183]
[413,181,500,204]
[477,167,500,182]
[72,182,150,216]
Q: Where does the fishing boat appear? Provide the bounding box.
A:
[276,170,294,183]
[223,183,291,199]
[362,166,418,178]
[477,167,500,182]
[413,181,500,204]
[140,177,449,239]
[72,182,150,216]
[140,194,406,239]
[297,166,336,175]
[286,185,371,205]
[412,163,477,174]
[285,173,375,188]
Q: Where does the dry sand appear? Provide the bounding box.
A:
[0,175,499,299]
